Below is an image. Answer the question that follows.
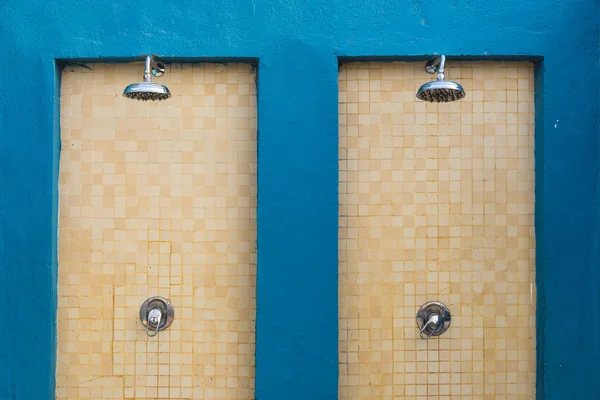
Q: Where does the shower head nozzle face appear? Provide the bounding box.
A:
[416,80,465,103]
[417,55,466,103]
[123,82,171,101]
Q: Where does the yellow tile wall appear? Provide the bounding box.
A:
[338,62,536,400]
[58,63,257,399]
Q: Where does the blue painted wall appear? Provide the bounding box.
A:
[0,1,598,399]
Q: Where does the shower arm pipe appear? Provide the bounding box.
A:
[142,55,163,82]
[425,54,447,81]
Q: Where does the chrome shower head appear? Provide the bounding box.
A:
[123,82,170,101]
[123,55,171,101]
[416,55,465,103]
[417,80,465,103]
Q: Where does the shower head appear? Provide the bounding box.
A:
[417,80,465,103]
[123,82,170,101]
[416,55,465,103]
[123,55,171,101]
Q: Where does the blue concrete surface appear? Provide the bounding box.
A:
[0,1,598,399]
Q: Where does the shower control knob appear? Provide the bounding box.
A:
[416,301,451,339]
[140,296,175,335]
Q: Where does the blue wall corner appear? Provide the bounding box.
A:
[0,58,60,399]
[533,60,546,400]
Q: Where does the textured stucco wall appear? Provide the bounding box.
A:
[0,1,598,399]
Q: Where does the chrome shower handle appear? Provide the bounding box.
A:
[145,308,162,337]
[416,302,451,339]
[419,313,440,340]
[140,296,175,337]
